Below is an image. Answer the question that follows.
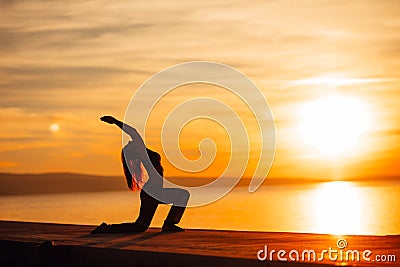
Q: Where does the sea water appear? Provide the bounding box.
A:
[0,180,399,235]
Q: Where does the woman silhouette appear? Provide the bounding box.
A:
[91,116,190,233]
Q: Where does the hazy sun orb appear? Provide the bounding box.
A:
[49,123,60,133]
[297,95,370,157]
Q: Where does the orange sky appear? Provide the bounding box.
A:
[1,0,399,180]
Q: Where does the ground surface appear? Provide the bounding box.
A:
[0,221,398,266]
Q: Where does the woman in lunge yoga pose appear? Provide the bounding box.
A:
[91,116,190,233]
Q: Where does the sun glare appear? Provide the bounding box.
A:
[297,95,370,157]
[312,181,364,235]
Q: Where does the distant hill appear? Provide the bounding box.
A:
[0,173,296,195]
[0,173,226,195]
[0,173,127,195]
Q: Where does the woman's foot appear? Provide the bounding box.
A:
[161,224,184,232]
[91,222,108,234]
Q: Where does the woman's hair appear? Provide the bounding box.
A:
[121,142,163,191]
[121,145,142,191]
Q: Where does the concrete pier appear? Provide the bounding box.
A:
[0,221,398,266]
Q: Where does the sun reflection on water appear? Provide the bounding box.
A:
[311,181,364,235]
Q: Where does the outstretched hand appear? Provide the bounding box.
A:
[100,115,117,124]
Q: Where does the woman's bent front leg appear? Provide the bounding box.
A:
[160,188,190,231]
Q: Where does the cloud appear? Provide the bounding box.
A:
[0,65,138,90]
[0,23,153,52]
[0,0,16,7]
[372,129,400,137]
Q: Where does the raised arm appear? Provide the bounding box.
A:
[100,116,141,141]
[100,115,163,191]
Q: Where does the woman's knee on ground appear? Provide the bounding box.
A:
[134,219,151,231]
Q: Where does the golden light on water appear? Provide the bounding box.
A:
[297,94,371,158]
[312,181,363,235]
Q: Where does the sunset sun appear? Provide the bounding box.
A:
[49,123,60,133]
[297,95,371,157]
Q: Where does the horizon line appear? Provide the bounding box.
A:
[0,171,398,182]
